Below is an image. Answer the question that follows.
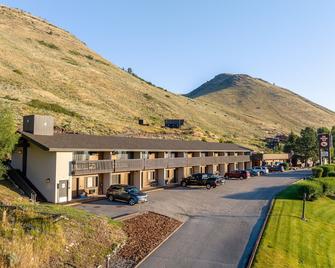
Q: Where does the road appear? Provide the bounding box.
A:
[76,170,310,268]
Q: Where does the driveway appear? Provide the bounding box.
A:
[76,170,310,268]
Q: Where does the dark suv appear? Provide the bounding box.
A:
[181,173,223,189]
[224,170,250,179]
[106,185,148,206]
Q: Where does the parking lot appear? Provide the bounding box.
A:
[76,170,310,268]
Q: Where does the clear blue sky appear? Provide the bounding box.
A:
[2,0,335,110]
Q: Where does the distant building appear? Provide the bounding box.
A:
[164,119,185,128]
[138,119,149,126]
[251,153,291,167]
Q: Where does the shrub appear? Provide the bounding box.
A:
[320,165,335,177]
[27,99,81,118]
[299,180,323,200]
[37,40,59,50]
[281,162,289,170]
[328,171,335,177]
[12,69,22,75]
[316,178,335,196]
[312,167,323,178]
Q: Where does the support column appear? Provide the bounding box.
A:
[103,173,112,194]
[157,169,166,186]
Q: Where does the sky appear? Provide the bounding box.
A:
[2,0,335,110]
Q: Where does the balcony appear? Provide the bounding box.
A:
[72,160,114,176]
[71,154,251,175]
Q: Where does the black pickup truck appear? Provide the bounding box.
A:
[181,173,224,189]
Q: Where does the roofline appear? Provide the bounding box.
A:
[20,133,252,153]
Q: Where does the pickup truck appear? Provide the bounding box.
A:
[181,173,224,189]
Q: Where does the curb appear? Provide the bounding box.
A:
[246,198,275,268]
[112,212,141,221]
[135,219,186,268]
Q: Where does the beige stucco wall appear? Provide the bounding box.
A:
[55,152,73,202]
[26,143,57,203]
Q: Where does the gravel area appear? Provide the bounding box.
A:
[116,212,181,266]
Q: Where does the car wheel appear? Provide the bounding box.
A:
[108,195,114,201]
[240,176,244,180]
[260,171,265,175]
[128,198,136,206]
[206,184,211,190]
[212,184,217,188]
[181,181,187,187]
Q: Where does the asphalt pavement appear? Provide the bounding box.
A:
[76,170,310,268]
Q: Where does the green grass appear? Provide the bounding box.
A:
[28,99,81,118]
[253,182,335,268]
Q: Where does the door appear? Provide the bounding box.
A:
[58,180,68,203]
[71,177,79,198]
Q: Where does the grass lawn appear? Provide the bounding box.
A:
[253,182,335,268]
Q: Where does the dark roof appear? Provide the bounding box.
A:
[21,132,251,152]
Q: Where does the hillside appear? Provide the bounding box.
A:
[0,6,334,149]
[187,73,335,141]
[0,178,125,267]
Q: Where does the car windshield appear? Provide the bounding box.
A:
[127,187,140,194]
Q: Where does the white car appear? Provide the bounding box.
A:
[252,166,269,175]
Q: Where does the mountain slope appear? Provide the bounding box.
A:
[0,6,334,150]
[186,73,335,139]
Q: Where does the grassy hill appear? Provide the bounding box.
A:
[187,73,335,142]
[1,5,334,149]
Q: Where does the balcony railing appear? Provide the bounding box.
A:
[71,155,251,175]
[72,160,114,176]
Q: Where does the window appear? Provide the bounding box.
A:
[85,176,98,188]
[73,151,89,161]
[112,174,121,184]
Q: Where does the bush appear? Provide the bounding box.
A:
[328,171,335,177]
[28,99,81,118]
[316,178,335,196]
[37,40,59,50]
[320,165,335,177]
[299,180,323,200]
[312,167,323,178]
[281,162,289,170]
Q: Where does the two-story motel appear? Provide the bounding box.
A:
[11,115,252,203]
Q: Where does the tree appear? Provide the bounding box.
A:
[317,127,330,134]
[0,106,19,177]
[295,127,318,164]
[127,67,133,74]
[283,131,298,153]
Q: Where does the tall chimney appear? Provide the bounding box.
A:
[23,115,54,136]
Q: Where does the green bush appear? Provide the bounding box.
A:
[37,40,59,50]
[320,165,335,177]
[299,180,324,200]
[28,99,81,118]
[316,178,335,196]
[328,171,335,177]
[281,162,289,170]
[312,167,323,178]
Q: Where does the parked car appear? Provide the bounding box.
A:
[106,184,148,206]
[224,170,250,179]
[246,168,260,176]
[252,166,269,175]
[181,173,222,189]
[268,165,284,172]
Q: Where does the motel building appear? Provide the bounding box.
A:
[11,115,252,203]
